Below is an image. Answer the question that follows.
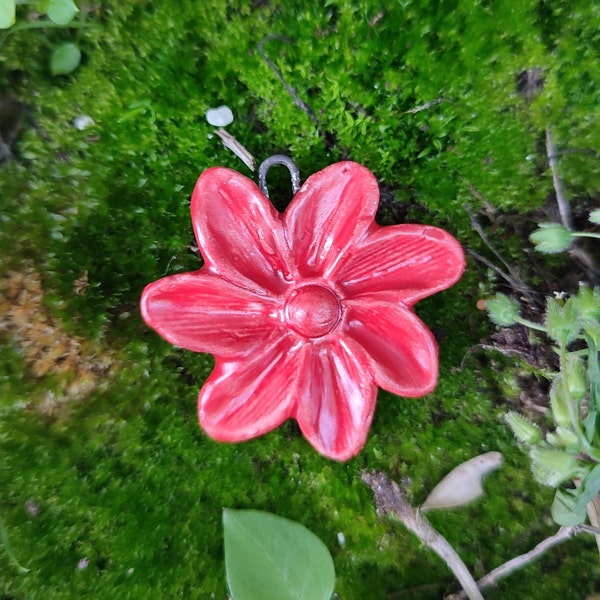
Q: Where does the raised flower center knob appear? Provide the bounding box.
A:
[285,284,341,338]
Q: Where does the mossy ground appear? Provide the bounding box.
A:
[1,1,599,598]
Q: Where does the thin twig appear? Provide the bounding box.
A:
[361,471,484,600]
[257,34,319,126]
[466,248,535,304]
[213,129,255,171]
[452,526,576,599]
[463,200,536,306]
[545,128,599,279]
[546,128,572,230]
[403,97,452,114]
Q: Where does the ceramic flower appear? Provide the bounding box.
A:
[141,162,465,461]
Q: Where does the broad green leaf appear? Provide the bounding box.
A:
[421,451,503,510]
[223,509,335,600]
[0,0,15,29]
[574,464,600,514]
[47,0,78,25]
[530,222,573,254]
[50,43,81,75]
[551,488,587,526]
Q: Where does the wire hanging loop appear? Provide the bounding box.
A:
[258,155,301,199]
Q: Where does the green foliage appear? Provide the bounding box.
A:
[50,41,81,75]
[485,293,522,327]
[530,223,574,254]
[0,0,15,29]
[498,285,600,525]
[38,0,79,25]
[1,0,600,598]
[223,509,335,600]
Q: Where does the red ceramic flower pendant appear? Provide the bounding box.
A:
[141,160,465,461]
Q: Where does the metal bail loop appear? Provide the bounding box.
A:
[258,154,301,199]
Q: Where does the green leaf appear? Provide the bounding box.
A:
[551,488,587,526]
[529,446,581,487]
[589,209,600,225]
[50,42,81,75]
[530,222,573,254]
[564,354,587,400]
[545,296,581,346]
[223,509,335,600]
[0,0,15,29]
[505,412,542,445]
[484,293,521,326]
[574,464,600,514]
[46,0,79,25]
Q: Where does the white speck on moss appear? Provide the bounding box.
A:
[206,105,234,127]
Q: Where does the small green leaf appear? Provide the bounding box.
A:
[564,354,587,400]
[545,426,581,452]
[50,43,81,75]
[484,293,521,326]
[589,209,600,225]
[0,0,15,29]
[549,379,572,428]
[530,222,573,254]
[47,0,79,25]
[551,488,587,526]
[574,464,600,514]
[545,296,581,346]
[529,446,582,487]
[505,412,542,445]
[223,509,335,600]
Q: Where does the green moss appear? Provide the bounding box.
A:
[1,0,599,598]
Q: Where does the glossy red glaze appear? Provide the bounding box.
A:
[141,162,465,461]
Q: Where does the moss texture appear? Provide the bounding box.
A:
[1,1,599,598]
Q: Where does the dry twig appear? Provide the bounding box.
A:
[361,471,484,600]
[257,34,319,126]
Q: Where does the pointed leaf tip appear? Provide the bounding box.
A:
[422,452,503,511]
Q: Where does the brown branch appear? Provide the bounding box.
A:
[451,526,576,600]
[361,471,484,600]
[257,34,319,126]
[546,127,572,230]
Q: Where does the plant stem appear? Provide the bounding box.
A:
[452,526,576,600]
[573,232,600,241]
[515,316,547,333]
[361,471,484,600]
[0,510,29,574]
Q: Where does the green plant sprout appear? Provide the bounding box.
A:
[486,210,600,526]
[0,0,95,75]
[0,511,29,574]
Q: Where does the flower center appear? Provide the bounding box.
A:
[285,284,341,338]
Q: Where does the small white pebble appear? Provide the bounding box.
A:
[73,115,95,130]
[77,557,89,570]
[337,532,345,548]
[206,105,234,127]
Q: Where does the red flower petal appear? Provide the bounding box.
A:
[198,336,301,441]
[192,167,295,295]
[344,295,438,397]
[140,272,281,357]
[283,162,379,278]
[337,224,465,305]
[294,340,377,461]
